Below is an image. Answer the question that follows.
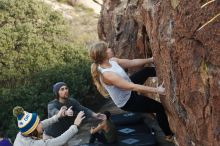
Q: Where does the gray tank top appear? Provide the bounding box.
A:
[98,59,131,108]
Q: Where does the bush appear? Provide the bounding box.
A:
[0,0,101,140]
[0,0,72,83]
[0,50,95,139]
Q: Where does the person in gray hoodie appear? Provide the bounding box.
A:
[44,82,106,140]
[13,106,85,146]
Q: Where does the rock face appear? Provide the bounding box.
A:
[98,0,220,145]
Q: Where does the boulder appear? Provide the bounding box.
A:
[98,0,220,145]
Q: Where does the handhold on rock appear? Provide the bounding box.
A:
[171,0,180,9]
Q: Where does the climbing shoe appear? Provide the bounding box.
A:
[165,135,175,143]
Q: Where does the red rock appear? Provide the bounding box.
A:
[98,0,220,145]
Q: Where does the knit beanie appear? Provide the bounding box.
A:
[13,106,40,136]
[53,82,67,97]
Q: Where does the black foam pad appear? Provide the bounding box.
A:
[111,113,143,126]
[117,124,151,136]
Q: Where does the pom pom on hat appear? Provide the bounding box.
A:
[13,106,24,117]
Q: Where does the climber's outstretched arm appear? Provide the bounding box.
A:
[111,57,153,69]
[102,71,165,95]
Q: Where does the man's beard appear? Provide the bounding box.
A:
[62,95,69,99]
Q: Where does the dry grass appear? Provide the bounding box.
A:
[43,0,99,45]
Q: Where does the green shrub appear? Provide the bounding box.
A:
[0,0,72,83]
[0,50,94,140]
[0,0,101,140]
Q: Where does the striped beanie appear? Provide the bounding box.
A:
[13,106,40,136]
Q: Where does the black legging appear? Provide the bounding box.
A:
[121,67,173,136]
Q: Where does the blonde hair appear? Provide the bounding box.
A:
[90,41,109,97]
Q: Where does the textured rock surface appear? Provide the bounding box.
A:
[98,0,220,145]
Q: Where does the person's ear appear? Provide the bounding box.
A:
[36,123,43,134]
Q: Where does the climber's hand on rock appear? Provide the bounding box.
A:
[157,81,166,95]
[154,1,161,11]
[148,57,154,63]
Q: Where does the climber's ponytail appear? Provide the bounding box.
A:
[91,63,109,97]
[89,41,110,97]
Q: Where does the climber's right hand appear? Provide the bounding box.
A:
[157,81,166,95]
